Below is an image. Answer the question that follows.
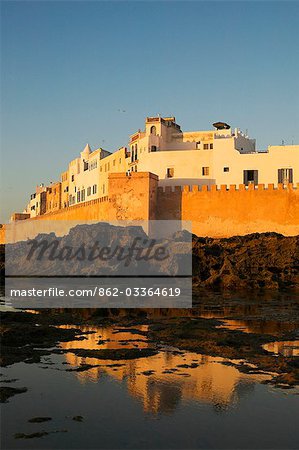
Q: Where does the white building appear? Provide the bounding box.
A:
[130,117,298,187]
[66,144,112,206]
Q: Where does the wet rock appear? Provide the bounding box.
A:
[192,233,299,290]
[72,416,84,422]
[176,363,199,369]
[65,364,99,372]
[112,328,148,336]
[0,386,27,403]
[141,370,155,376]
[0,378,19,383]
[97,339,111,345]
[57,347,158,360]
[28,417,52,423]
[15,432,49,439]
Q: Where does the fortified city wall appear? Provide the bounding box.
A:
[1,172,299,243]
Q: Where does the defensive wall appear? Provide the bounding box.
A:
[1,172,299,243]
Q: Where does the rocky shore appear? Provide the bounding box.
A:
[1,231,299,289]
[192,232,299,290]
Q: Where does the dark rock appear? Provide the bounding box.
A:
[72,416,83,422]
[28,417,52,423]
[15,432,49,439]
[0,386,27,403]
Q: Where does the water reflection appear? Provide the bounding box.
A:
[58,325,271,415]
[263,340,299,357]
[216,319,298,335]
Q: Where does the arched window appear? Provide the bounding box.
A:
[150,125,156,135]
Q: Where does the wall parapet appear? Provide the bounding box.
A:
[157,183,298,193]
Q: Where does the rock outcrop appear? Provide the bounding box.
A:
[192,232,299,290]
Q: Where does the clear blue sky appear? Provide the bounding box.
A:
[1,1,299,223]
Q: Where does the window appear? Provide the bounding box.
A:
[89,159,97,170]
[103,184,105,194]
[151,145,157,152]
[196,141,201,149]
[167,168,174,178]
[278,168,293,184]
[87,187,91,196]
[77,191,81,203]
[119,158,121,164]
[113,159,115,166]
[92,184,97,194]
[150,125,156,135]
[203,144,209,150]
[135,166,137,172]
[81,189,85,202]
[223,167,229,172]
[202,167,210,176]
[84,161,89,171]
[131,149,134,163]
[71,175,74,182]
[210,143,213,149]
[243,170,258,185]
[135,148,138,161]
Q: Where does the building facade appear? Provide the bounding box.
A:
[16,115,298,220]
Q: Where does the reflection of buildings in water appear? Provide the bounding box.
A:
[217,319,298,335]
[263,341,299,357]
[59,325,269,415]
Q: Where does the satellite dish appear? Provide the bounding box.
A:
[213,122,231,130]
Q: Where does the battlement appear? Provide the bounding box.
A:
[157,183,298,194]
[4,172,299,244]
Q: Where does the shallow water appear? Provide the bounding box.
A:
[1,322,299,449]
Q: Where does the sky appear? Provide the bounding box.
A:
[1,1,299,223]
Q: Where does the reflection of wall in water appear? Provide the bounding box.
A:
[60,325,268,414]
